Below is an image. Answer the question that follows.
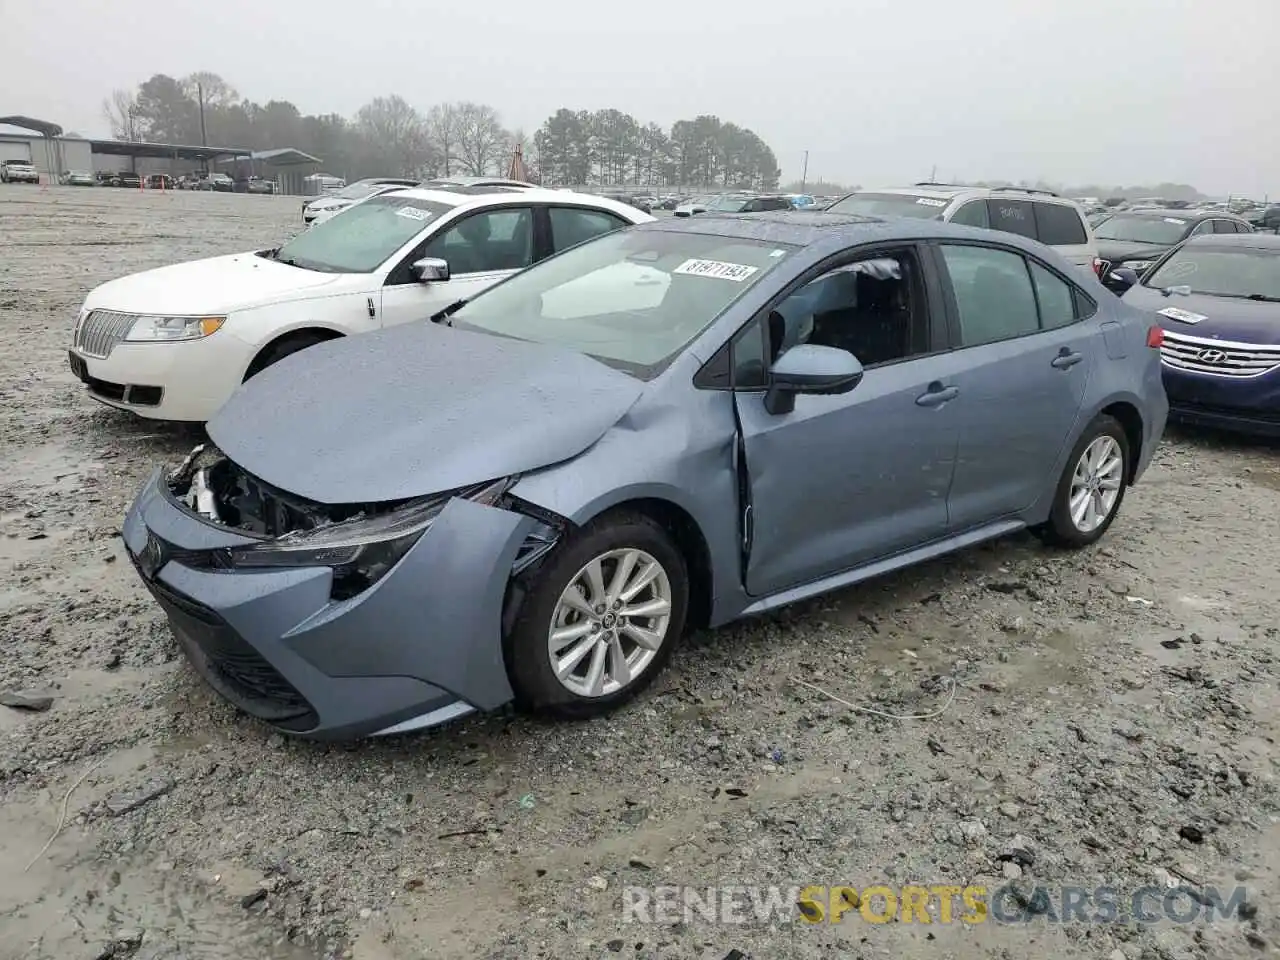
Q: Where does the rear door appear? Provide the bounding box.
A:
[379,205,535,327]
[934,241,1098,529]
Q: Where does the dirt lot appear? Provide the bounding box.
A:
[2,184,1280,960]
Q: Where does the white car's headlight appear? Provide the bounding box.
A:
[125,315,226,342]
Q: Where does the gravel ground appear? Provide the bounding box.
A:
[2,184,1280,960]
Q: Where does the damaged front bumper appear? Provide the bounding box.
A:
[122,461,557,740]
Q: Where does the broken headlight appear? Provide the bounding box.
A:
[217,478,511,600]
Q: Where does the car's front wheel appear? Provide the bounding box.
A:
[506,512,688,718]
[1038,414,1130,547]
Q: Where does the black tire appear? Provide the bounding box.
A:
[505,511,688,719]
[1037,414,1131,548]
[243,332,334,381]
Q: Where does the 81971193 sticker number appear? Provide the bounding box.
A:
[673,259,760,282]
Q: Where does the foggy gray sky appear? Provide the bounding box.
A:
[3,0,1275,195]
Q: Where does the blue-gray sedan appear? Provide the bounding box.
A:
[122,212,1169,739]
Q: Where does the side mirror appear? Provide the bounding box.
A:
[764,344,864,415]
[1106,267,1140,293]
[411,257,450,283]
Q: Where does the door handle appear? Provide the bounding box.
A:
[1051,350,1083,369]
[915,384,959,407]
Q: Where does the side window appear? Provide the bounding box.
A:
[764,248,926,368]
[1213,219,1237,234]
[1190,220,1215,236]
[549,206,627,253]
[1029,261,1077,329]
[730,318,770,388]
[949,200,990,229]
[764,197,791,211]
[1033,202,1089,246]
[940,245,1039,346]
[421,208,533,275]
[985,198,1037,239]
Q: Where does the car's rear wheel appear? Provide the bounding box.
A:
[506,512,688,718]
[1038,414,1130,548]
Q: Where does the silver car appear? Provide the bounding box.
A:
[123,212,1168,739]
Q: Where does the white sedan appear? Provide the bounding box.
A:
[68,188,653,422]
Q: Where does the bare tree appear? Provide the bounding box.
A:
[425,103,462,176]
[181,71,239,107]
[356,95,433,176]
[102,89,140,140]
[455,102,507,176]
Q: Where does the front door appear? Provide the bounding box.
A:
[732,246,959,597]
[379,206,535,327]
[935,243,1096,528]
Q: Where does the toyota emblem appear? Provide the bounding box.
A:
[1197,348,1228,364]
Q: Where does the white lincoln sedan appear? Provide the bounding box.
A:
[68,187,652,421]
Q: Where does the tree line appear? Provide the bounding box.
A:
[101,73,780,189]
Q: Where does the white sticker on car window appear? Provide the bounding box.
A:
[395,206,433,222]
[1157,306,1207,324]
[673,258,759,281]
[915,197,947,207]
[1163,217,1187,225]
[769,249,787,257]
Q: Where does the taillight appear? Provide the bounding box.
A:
[1092,257,1104,276]
[1146,325,1164,348]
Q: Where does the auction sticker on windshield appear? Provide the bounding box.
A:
[395,206,434,222]
[1163,218,1187,225]
[1157,306,1207,324]
[673,259,759,281]
[915,197,947,207]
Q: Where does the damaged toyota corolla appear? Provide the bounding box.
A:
[122,212,1166,740]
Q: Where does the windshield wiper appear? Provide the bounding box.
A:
[430,298,468,325]
[1247,293,1280,302]
[1160,285,1192,297]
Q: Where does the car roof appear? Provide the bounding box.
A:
[1107,208,1245,222]
[376,186,647,218]
[856,184,1077,201]
[637,208,1060,253]
[1183,233,1280,251]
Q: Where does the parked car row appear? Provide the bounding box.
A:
[63,171,1189,742]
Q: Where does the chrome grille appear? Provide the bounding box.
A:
[74,310,137,359]
[1160,330,1280,379]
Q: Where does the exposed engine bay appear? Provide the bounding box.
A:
[167,443,413,536]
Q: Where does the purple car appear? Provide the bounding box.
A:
[1117,233,1280,436]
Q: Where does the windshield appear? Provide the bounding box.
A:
[451,228,796,377]
[273,195,455,273]
[336,180,394,200]
[705,195,750,212]
[1094,215,1189,244]
[1145,247,1280,300]
[826,192,949,219]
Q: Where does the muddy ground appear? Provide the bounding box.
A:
[2,184,1279,960]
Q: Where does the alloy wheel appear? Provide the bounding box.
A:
[547,548,673,698]
[1069,435,1124,534]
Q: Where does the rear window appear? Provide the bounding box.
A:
[1033,202,1088,246]
[826,192,950,219]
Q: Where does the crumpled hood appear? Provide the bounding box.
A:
[207,321,646,504]
[83,252,345,315]
[1123,285,1280,345]
[1096,240,1172,263]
